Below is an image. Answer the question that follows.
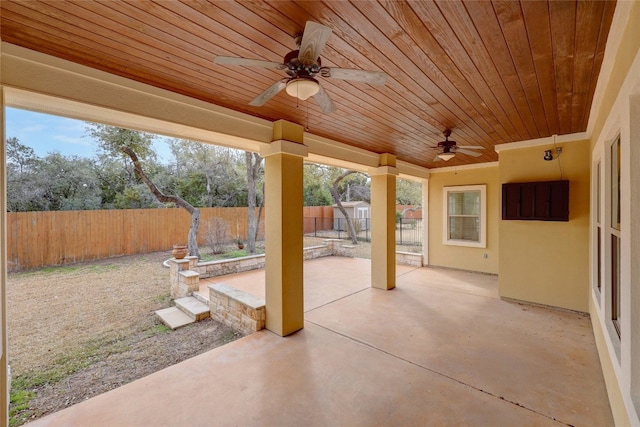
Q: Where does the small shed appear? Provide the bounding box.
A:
[333,201,370,231]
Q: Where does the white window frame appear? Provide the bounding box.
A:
[442,184,486,248]
[592,158,602,302]
[608,134,622,340]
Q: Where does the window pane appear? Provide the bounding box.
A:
[597,226,601,291]
[612,234,621,338]
[596,162,601,223]
[449,216,479,241]
[611,136,621,230]
[448,191,479,215]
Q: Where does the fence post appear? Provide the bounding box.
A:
[366,218,370,242]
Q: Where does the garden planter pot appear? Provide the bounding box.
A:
[172,245,188,259]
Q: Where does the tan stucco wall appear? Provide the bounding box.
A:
[428,166,499,274]
[590,297,631,427]
[590,0,640,148]
[587,2,640,424]
[498,140,591,312]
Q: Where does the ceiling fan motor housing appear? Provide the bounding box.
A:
[437,140,457,151]
[284,50,321,77]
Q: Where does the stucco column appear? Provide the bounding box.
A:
[260,120,308,336]
[0,80,9,424]
[370,154,398,290]
[421,177,429,266]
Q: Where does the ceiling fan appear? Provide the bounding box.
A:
[430,129,485,161]
[214,21,388,114]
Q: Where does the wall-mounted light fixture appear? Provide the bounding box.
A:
[544,147,562,161]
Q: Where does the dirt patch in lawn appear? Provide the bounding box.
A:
[25,319,240,421]
[7,250,243,426]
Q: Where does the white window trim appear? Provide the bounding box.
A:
[603,133,622,360]
[592,157,602,303]
[442,184,486,248]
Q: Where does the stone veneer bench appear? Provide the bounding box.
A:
[209,283,266,335]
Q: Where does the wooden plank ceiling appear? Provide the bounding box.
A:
[0,0,616,169]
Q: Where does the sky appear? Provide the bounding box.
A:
[5,107,173,161]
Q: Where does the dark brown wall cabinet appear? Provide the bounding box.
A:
[502,180,569,221]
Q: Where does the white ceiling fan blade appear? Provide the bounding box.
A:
[322,67,388,85]
[457,145,485,150]
[456,148,482,157]
[249,80,287,106]
[214,56,284,69]
[433,153,443,161]
[313,84,337,114]
[298,21,332,66]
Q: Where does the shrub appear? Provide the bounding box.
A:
[206,217,230,254]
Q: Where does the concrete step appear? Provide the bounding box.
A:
[192,291,209,305]
[175,296,210,321]
[155,307,194,330]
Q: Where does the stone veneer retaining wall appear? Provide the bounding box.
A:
[192,239,357,279]
[168,243,423,335]
[396,251,423,267]
[169,240,356,300]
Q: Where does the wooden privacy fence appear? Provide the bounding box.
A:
[302,206,333,234]
[7,208,259,271]
[7,206,334,271]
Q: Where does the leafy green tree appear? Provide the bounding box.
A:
[303,164,370,206]
[328,167,370,203]
[6,137,101,211]
[303,164,333,206]
[6,137,36,175]
[396,179,422,206]
[7,137,39,211]
[38,153,101,211]
[95,157,133,209]
[167,139,247,207]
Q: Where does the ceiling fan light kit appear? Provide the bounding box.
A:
[438,152,456,161]
[285,78,320,100]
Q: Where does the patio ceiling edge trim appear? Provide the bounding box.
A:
[494,132,589,153]
[428,161,499,174]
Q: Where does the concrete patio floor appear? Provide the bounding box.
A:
[26,257,612,426]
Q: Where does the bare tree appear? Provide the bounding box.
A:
[122,146,201,258]
[245,151,263,254]
[330,170,366,244]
